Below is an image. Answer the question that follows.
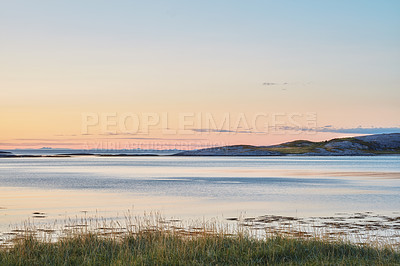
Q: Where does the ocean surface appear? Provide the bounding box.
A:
[1,156,400,233]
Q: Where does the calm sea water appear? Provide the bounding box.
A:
[0,156,399,232]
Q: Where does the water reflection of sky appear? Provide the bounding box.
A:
[0,156,399,232]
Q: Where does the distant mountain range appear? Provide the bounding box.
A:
[1,133,400,157]
[175,133,400,156]
[0,151,14,157]
[0,149,180,157]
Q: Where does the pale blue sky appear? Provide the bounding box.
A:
[1,1,399,147]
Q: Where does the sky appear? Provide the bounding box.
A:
[1,0,399,149]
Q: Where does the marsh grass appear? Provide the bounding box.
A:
[1,213,399,265]
[1,230,400,265]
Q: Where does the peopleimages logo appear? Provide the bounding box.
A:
[82,140,229,151]
[81,112,318,136]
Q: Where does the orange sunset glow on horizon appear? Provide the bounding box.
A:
[1,1,399,150]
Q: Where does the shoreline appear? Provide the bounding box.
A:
[1,213,399,264]
[1,211,400,250]
[1,153,400,158]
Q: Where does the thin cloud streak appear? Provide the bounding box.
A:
[279,126,400,134]
[191,128,253,134]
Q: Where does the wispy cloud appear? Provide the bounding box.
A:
[13,136,206,142]
[190,126,400,135]
[14,138,83,141]
[279,126,400,134]
[261,82,312,88]
[318,126,400,134]
[262,82,288,86]
[191,128,253,134]
[113,137,206,141]
[0,142,84,147]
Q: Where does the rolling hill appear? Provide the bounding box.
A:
[175,133,400,156]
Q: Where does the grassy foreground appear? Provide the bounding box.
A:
[1,231,399,265]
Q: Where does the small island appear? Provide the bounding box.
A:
[175,133,400,156]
